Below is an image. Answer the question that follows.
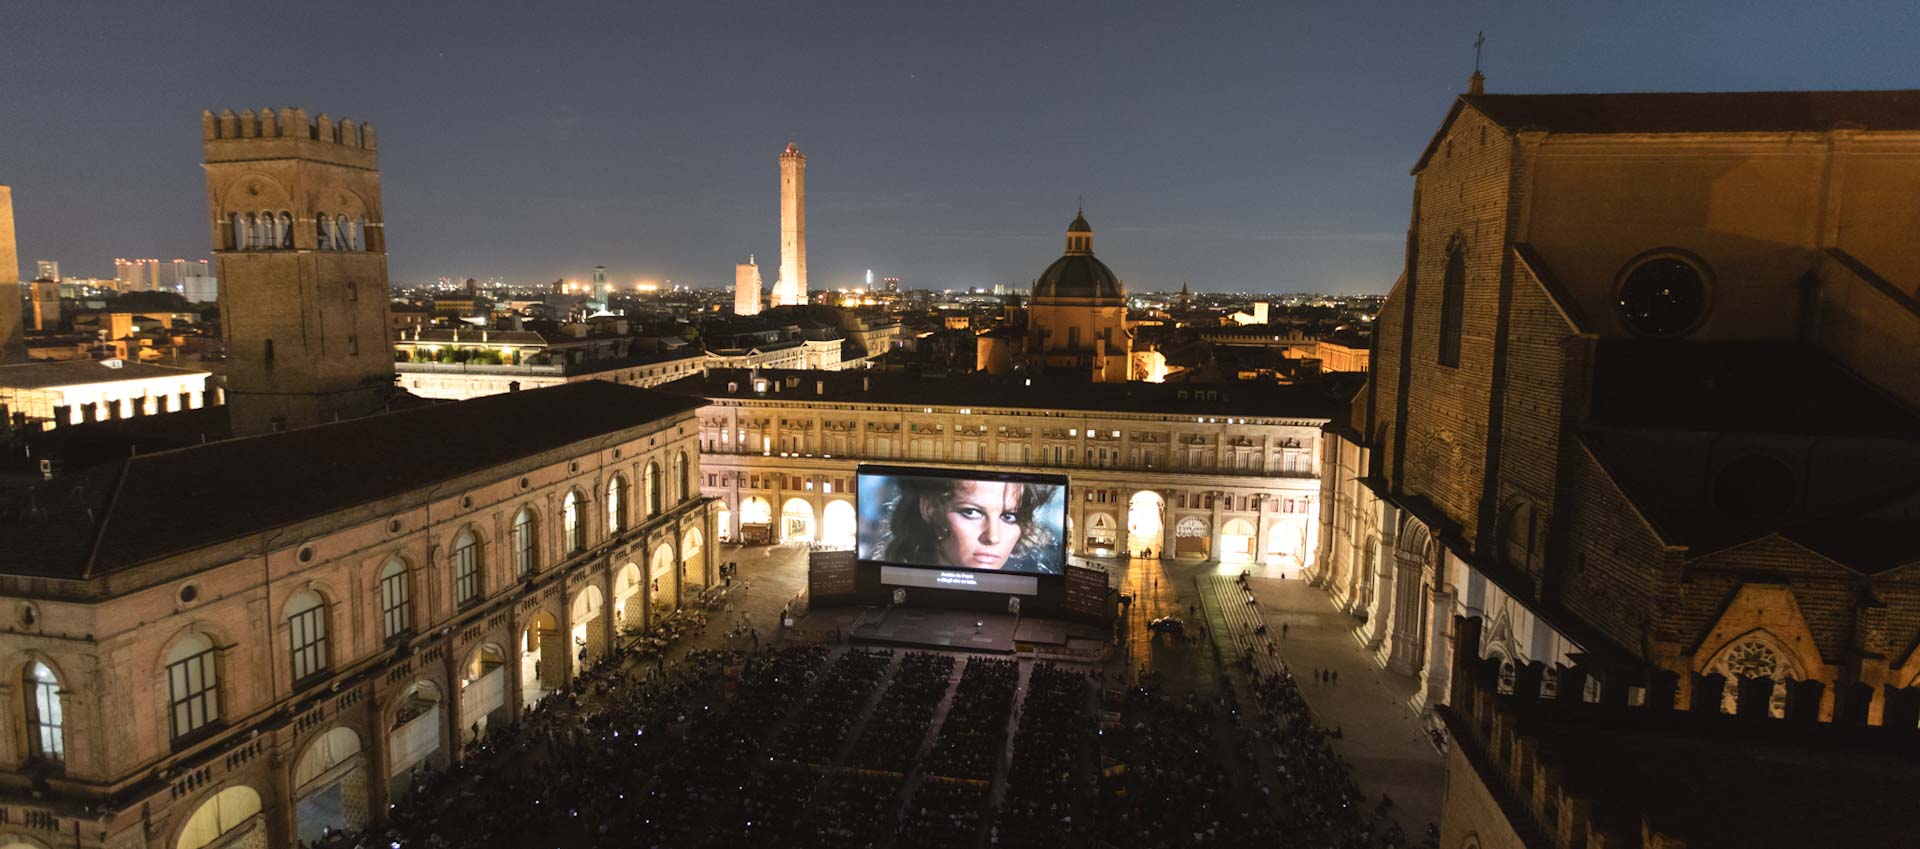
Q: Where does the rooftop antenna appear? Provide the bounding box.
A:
[1469,32,1487,95]
[1077,194,1085,215]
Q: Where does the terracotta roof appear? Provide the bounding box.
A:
[0,382,703,580]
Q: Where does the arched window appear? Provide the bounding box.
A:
[563,491,587,553]
[645,462,662,517]
[25,661,64,762]
[1500,500,1536,572]
[333,215,352,251]
[453,530,481,604]
[315,213,332,250]
[165,633,221,741]
[675,452,690,504]
[259,209,277,250]
[607,475,627,534]
[285,589,329,684]
[511,508,538,578]
[1437,243,1465,366]
[245,213,261,250]
[278,211,294,249]
[378,557,411,638]
[355,216,368,250]
[228,213,244,251]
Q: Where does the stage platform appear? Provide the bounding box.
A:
[796,606,1109,655]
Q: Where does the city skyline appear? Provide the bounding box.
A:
[5,2,1918,294]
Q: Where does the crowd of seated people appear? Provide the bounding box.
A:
[770,648,893,765]
[924,657,1019,780]
[848,651,956,773]
[994,662,1098,848]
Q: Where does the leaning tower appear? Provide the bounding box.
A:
[202,108,395,433]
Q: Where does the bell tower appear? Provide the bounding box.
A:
[201,107,394,433]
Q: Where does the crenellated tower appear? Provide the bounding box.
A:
[201,107,394,433]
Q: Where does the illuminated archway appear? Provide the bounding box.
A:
[292,727,364,845]
[1084,511,1118,556]
[821,500,856,548]
[520,610,562,708]
[569,585,605,678]
[651,543,679,612]
[614,562,644,633]
[1220,518,1256,564]
[682,528,707,590]
[1127,491,1165,556]
[1174,515,1211,560]
[738,496,773,544]
[460,644,509,743]
[780,497,816,543]
[387,681,443,795]
[717,505,733,541]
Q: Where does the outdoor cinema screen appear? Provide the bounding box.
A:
[857,466,1068,576]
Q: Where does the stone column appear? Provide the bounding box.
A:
[1362,507,1399,650]
[1418,583,1456,709]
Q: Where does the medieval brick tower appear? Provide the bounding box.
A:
[0,186,23,364]
[202,107,394,434]
[773,141,807,307]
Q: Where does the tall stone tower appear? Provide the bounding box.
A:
[592,265,609,304]
[0,186,23,364]
[773,141,807,307]
[202,108,394,434]
[734,254,763,316]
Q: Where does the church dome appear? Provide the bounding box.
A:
[1032,209,1122,301]
[1033,254,1123,300]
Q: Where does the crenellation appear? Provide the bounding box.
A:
[258,105,277,137]
[339,117,359,148]
[218,108,237,138]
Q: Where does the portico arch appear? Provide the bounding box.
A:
[614,562,644,634]
[570,585,605,677]
[291,726,365,845]
[386,681,443,797]
[460,644,510,742]
[1083,511,1119,556]
[682,527,707,592]
[1173,515,1211,560]
[1220,518,1256,564]
[650,543,678,613]
[821,500,856,548]
[520,610,562,708]
[780,497,816,543]
[1126,491,1165,556]
[739,496,773,544]
[177,785,263,849]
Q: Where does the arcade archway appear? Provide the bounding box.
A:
[570,585,605,678]
[738,496,773,544]
[460,644,509,743]
[614,562,644,635]
[651,543,678,613]
[521,610,563,708]
[1084,511,1119,556]
[1174,515,1211,560]
[1220,518,1256,564]
[387,681,443,796]
[292,727,364,845]
[821,500,856,548]
[1127,491,1165,556]
[781,497,816,543]
[682,528,707,592]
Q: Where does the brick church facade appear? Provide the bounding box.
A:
[1313,87,1920,723]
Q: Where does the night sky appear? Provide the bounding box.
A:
[5,2,1916,294]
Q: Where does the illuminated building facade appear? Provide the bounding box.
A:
[674,369,1327,564]
[1313,87,1920,724]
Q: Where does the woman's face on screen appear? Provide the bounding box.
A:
[935,481,1026,570]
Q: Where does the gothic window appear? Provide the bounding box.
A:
[1500,500,1536,572]
[334,215,353,250]
[511,508,538,578]
[228,213,244,250]
[1710,634,1794,717]
[25,661,63,762]
[279,211,294,248]
[1437,243,1465,366]
[165,633,221,741]
[285,589,329,684]
[1495,654,1516,695]
[378,557,411,638]
[1617,254,1709,338]
[245,213,261,250]
[453,530,481,604]
[258,210,276,249]
[315,213,332,250]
